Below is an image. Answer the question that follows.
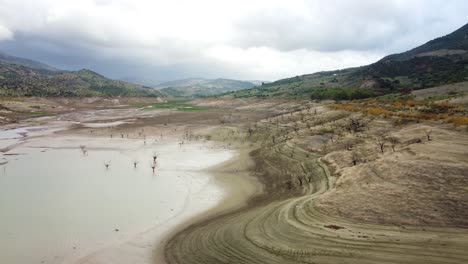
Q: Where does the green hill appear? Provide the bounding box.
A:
[156,78,257,97]
[0,51,61,73]
[229,23,468,100]
[0,54,163,97]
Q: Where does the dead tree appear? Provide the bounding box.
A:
[351,151,360,165]
[344,140,353,151]
[426,129,433,141]
[376,137,386,154]
[247,127,254,137]
[79,145,88,156]
[286,180,292,190]
[347,118,365,133]
[152,152,158,163]
[388,137,400,152]
[293,124,299,134]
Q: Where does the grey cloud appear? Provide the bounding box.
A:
[0,0,467,82]
[0,33,249,83]
[233,0,468,53]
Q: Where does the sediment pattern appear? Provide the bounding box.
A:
[165,142,468,264]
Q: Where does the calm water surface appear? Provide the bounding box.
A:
[0,131,232,264]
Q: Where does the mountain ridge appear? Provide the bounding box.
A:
[0,51,61,73]
[155,77,259,97]
[0,53,163,97]
[229,22,468,99]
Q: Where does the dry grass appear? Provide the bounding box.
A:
[332,99,468,127]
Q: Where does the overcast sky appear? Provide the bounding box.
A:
[0,0,467,83]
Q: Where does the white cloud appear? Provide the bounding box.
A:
[204,45,383,80]
[0,0,467,81]
[0,24,13,41]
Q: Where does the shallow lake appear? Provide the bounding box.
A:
[0,133,233,264]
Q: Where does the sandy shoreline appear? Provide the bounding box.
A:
[75,146,263,264]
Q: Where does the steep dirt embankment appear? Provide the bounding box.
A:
[316,124,468,228]
[164,103,468,264]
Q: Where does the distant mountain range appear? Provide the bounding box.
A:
[3,22,466,99]
[230,23,468,99]
[155,78,264,97]
[0,51,61,73]
[0,53,163,97]
[0,52,263,98]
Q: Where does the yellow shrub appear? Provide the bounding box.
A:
[366,107,391,116]
[332,104,360,112]
[412,113,434,120]
[447,116,468,126]
[404,100,419,107]
[392,101,403,109]
[437,101,454,108]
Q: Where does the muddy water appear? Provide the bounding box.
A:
[0,133,234,264]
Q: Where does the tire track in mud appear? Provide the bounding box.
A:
[165,142,468,264]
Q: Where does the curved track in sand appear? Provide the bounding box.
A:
[165,141,468,264]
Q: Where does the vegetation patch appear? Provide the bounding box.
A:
[146,99,209,112]
[332,99,467,127]
[309,87,379,100]
[28,111,47,117]
[324,225,345,230]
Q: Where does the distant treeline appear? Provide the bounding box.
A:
[309,87,379,100]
